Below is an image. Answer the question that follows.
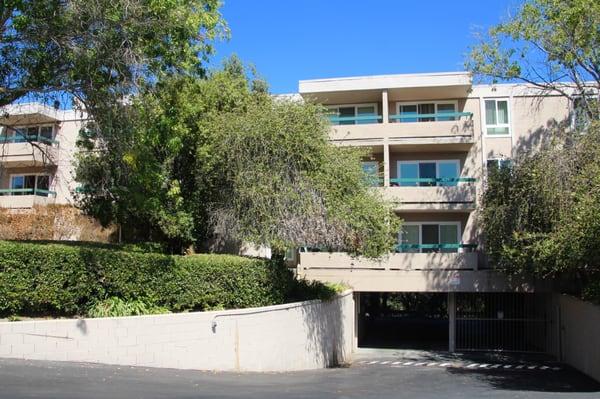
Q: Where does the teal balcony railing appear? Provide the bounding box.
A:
[328,114,382,125]
[389,177,477,186]
[0,188,57,197]
[0,135,59,145]
[389,111,473,123]
[395,243,477,253]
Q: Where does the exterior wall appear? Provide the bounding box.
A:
[557,295,600,382]
[0,291,355,372]
[0,108,86,208]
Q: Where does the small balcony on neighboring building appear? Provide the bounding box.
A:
[0,173,57,209]
[1,124,60,167]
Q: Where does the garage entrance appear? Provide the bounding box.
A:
[357,292,449,350]
[357,292,554,354]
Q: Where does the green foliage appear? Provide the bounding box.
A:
[466,0,600,120]
[0,240,333,317]
[1,0,226,107]
[87,297,169,318]
[482,122,600,298]
[76,58,399,257]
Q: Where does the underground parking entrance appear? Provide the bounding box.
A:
[356,292,554,353]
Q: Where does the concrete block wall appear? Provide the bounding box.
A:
[557,295,600,382]
[0,291,354,372]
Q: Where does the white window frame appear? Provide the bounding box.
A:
[327,103,379,124]
[394,100,459,122]
[398,221,462,253]
[396,160,461,184]
[483,98,511,137]
[4,124,55,141]
[9,173,52,195]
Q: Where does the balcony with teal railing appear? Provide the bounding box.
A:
[381,177,477,211]
[327,114,382,126]
[0,135,59,166]
[388,111,473,123]
[0,188,57,208]
[395,243,477,253]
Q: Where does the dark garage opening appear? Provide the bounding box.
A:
[358,292,448,350]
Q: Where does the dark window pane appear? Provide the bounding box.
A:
[421,224,439,253]
[338,107,355,125]
[418,103,435,122]
[36,175,50,196]
[419,162,436,186]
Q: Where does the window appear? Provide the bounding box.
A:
[396,160,460,187]
[395,101,457,123]
[361,161,380,187]
[486,158,511,171]
[9,174,51,196]
[328,104,378,125]
[484,99,510,135]
[3,125,54,143]
[398,223,461,253]
[572,97,598,132]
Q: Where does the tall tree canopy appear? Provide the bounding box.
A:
[76,59,400,257]
[467,0,599,119]
[0,0,225,110]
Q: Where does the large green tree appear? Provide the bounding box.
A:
[1,0,224,110]
[76,59,400,256]
[467,0,599,120]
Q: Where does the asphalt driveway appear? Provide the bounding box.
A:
[0,353,598,399]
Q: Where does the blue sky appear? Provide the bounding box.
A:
[209,0,522,94]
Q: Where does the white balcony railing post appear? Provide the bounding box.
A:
[382,90,389,124]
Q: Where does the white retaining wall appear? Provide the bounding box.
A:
[0,291,355,372]
[558,295,600,382]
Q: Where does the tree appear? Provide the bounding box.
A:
[1,0,225,109]
[76,59,400,256]
[481,122,600,298]
[466,0,600,120]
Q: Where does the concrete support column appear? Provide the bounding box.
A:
[448,292,456,352]
[354,292,360,350]
[382,90,389,124]
[383,143,390,187]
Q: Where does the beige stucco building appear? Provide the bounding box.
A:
[0,103,86,210]
[294,72,575,353]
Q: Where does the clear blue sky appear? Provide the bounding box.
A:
[209,0,522,94]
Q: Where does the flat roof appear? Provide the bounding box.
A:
[299,72,472,94]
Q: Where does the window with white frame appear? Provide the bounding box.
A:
[484,99,510,135]
[396,160,460,187]
[395,101,457,123]
[9,174,51,196]
[486,158,512,171]
[2,125,55,143]
[398,222,461,253]
[327,104,378,125]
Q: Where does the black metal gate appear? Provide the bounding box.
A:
[455,293,553,353]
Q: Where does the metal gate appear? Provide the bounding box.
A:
[455,293,553,353]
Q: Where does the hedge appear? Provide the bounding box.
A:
[0,241,325,317]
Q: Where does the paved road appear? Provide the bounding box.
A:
[0,355,598,399]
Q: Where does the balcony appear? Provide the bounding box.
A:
[0,136,59,166]
[0,189,57,209]
[328,112,474,146]
[381,177,477,211]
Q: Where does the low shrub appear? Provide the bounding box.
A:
[87,297,169,318]
[0,241,335,317]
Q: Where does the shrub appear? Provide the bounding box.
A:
[87,297,169,318]
[0,241,333,317]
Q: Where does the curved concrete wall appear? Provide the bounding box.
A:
[0,291,355,372]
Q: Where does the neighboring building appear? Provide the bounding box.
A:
[0,103,86,210]
[295,72,574,354]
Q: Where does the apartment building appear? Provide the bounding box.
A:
[0,103,86,210]
[296,72,572,353]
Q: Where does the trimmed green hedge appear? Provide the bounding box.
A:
[0,241,320,317]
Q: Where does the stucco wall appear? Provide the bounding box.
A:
[558,295,600,382]
[0,291,355,372]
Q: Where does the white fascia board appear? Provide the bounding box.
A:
[299,72,472,94]
[1,102,87,122]
[470,82,596,98]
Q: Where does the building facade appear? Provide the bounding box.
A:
[0,103,86,210]
[295,72,573,353]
